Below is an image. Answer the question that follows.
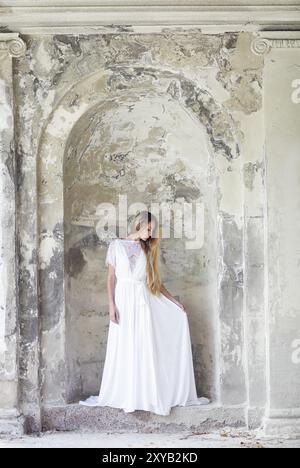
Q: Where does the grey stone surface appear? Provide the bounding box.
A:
[42,403,246,433]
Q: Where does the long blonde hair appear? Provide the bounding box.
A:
[130,211,162,296]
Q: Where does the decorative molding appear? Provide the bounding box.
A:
[0,33,26,58]
[0,4,300,34]
[251,37,272,56]
[251,33,300,55]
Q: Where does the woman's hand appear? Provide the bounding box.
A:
[173,299,187,314]
[109,304,120,324]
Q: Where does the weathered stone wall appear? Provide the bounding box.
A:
[17,30,263,423]
[0,29,299,437]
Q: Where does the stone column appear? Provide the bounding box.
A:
[0,33,26,435]
[252,33,300,437]
[242,37,266,429]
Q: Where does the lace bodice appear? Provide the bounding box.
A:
[105,238,142,273]
[119,239,142,273]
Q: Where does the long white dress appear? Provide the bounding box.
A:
[79,238,209,416]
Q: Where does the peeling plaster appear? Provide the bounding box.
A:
[39,232,60,270]
[243,161,264,191]
[0,80,12,132]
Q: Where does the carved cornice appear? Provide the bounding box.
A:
[0,33,26,58]
[251,33,300,55]
[0,4,300,34]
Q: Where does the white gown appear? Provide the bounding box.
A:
[79,238,209,416]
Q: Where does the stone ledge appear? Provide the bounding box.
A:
[42,403,246,433]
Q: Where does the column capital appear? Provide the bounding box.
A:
[0,33,26,58]
[251,32,300,56]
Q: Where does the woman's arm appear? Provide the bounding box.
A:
[160,283,186,312]
[107,265,119,324]
[160,283,174,301]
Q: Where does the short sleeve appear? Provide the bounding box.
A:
[105,240,116,268]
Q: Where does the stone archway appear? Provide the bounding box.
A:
[33,64,243,418]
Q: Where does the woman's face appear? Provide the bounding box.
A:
[140,221,156,241]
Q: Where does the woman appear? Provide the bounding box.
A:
[80,211,209,415]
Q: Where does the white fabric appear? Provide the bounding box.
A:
[79,238,209,415]
[106,238,141,272]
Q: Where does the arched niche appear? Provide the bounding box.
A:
[36,65,242,406]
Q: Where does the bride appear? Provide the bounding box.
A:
[80,211,209,415]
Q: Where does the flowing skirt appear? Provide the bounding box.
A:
[80,282,209,416]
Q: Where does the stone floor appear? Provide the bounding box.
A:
[1,428,299,448]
